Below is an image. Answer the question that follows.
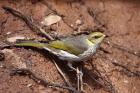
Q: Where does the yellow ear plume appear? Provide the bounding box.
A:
[86,39,94,46]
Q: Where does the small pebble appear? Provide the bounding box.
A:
[6,32,11,35]
[75,19,82,25]
[27,83,33,87]
[70,24,74,27]
[123,80,129,83]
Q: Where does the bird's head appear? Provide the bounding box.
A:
[88,32,105,44]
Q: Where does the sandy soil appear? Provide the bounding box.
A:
[0,0,140,93]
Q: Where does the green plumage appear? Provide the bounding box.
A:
[15,32,105,59]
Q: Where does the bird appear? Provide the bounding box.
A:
[15,32,105,71]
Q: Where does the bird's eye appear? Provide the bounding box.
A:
[93,35,101,39]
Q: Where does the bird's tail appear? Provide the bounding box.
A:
[15,40,47,49]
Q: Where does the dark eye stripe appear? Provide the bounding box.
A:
[93,36,101,39]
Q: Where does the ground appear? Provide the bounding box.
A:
[0,0,140,93]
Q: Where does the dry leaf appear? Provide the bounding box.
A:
[41,14,61,26]
[7,36,25,42]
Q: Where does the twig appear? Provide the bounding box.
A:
[52,60,72,87]
[83,67,118,93]
[111,61,140,77]
[10,68,78,93]
[0,51,5,61]
[0,41,11,49]
[93,65,118,93]
[104,40,140,57]
[98,53,140,77]
[87,7,106,29]
[2,6,54,40]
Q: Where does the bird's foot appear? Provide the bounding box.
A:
[67,62,84,92]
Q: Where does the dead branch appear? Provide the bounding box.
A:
[2,6,54,40]
[0,51,5,61]
[53,60,72,87]
[98,53,140,77]
[10,68,78,93]
[84,67,118,93]
[87,7,106,30]
[111,61,140,77]
[104,41,140,57]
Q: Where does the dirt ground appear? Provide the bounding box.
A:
[0,0,140,93]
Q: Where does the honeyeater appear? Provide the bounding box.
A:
[15,32,105,70]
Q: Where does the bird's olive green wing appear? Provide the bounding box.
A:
[48,40,83,55]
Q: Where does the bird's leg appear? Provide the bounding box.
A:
[77,67,83,92]
[67,62,77,71]
[76,68,80,92]
[67,62,84,92]
[79,67,83,91]
[76,67,84,92]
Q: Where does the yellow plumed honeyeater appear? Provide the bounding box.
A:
[15,32,105,70]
